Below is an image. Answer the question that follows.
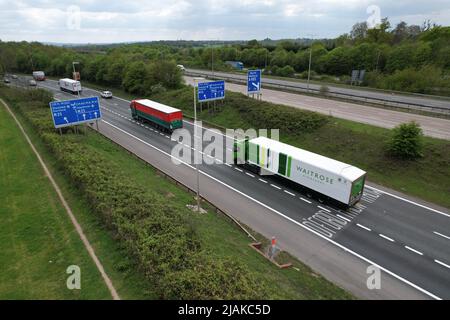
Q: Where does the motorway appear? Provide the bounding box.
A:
[186,68,450,112]
[34,79,450,300]
[184,76,450,140]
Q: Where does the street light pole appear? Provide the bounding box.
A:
[306,34,317,92]
[193,77,205,212]
[307,48,312,92]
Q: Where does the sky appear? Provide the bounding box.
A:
[0,0,449,43]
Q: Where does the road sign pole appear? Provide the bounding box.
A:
[193,78,203,213]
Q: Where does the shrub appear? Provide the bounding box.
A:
[387,122,424,160]
[319,85,330,96]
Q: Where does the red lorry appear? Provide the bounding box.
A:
[130,99,183,133]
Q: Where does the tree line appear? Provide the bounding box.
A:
[0,18,449,95]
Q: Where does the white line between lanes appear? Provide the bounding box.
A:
[284,190,296,197]
[405,246,423,256]
[357,224,372,232]
[258,178,268,184]
[270,184,281,190]
[379,234,395,242]
[433,231,450,240]
[434,260,450,270]
[318,206,331,213]
[300,197,312,204]
[337,214,351,222]
[245,172,255,178]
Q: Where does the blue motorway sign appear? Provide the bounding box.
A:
[49,96,102,129]
[198,80,225,102]
[247,70,261,93]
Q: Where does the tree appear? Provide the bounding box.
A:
[350,22,368,41]
[122,61,149,94]
[367,17,393,44]
[387,122,424,160]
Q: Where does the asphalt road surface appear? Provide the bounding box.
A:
[35,79,450,300]
[184,76,450,140]
[186,68,450,112]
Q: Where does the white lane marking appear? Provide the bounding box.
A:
[259,178,268,184]
[184,144,190,148]
[225,163,232,167]
[300,197,312,204]
[379,234,395,242]
[433,231,450,240]
[284,190,296,197]
[165,135,170,139]
[366,186,450,219]
[434,260,450,270]
[44,83,446,300]
[357,224,372,232]
[270,184,281,190]
[234,167,243,172]
[245,172,255,178]
[405,246,423,256]
[318,206,331,213]
[215,159,223,164]
[206,154,214,159]
[337,214,351,222]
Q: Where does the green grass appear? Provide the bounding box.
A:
[0,104,113,299]
[1,85,354,300]
[148,87,450,209]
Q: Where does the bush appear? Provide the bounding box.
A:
[387,122,424,160]
[319,85,330,96]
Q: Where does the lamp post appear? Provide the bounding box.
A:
[72,61,80,96]
[306,34,317,92]
[193,77,205,212]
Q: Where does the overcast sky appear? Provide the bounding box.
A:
[0,0,449,43]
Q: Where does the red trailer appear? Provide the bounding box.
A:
[130,99,183,132]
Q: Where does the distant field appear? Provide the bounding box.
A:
[0,102,111,299]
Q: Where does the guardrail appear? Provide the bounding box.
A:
[186,71,450,116]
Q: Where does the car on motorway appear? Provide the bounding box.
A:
[11,75,18,79]
[3,77,10,83]
[29,79,37,86]
[177,64,186,72]
[101,90,113,99]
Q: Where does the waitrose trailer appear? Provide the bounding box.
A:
[130,99,183,133]
[235,137,367,207]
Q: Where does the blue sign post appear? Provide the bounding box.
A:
[198,80,225,102]
[247,70,261,95]
[49,96,102,129]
